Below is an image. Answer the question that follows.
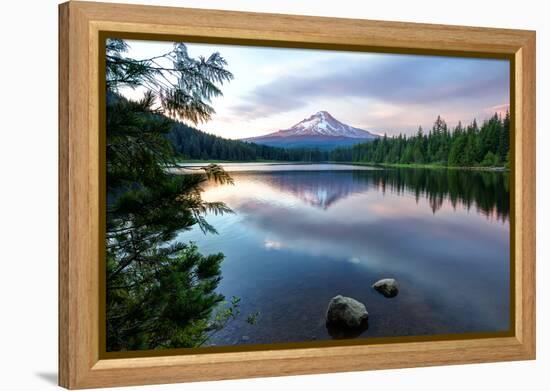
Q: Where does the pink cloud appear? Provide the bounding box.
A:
[484,103,510,117]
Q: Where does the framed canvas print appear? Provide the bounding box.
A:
[58,1,536,389]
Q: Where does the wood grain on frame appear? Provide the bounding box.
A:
[59,1,536,388]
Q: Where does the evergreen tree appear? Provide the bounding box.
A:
[498,110,510,161]
[330,115,509,168]
[106,39,244,351]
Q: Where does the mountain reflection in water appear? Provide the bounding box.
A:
[177,164,510,346]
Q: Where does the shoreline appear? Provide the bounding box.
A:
[346,162,509,171]
[176,160,509,172]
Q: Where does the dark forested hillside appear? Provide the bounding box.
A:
[168,121,330,162]
[331,113,510,167]
[109,91,330,162]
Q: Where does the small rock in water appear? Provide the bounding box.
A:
[325,295,369,339]
[372,278,399,298]
[326,295,369,328]
[241,335,250,341]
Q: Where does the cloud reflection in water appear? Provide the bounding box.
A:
[179,165,510,346]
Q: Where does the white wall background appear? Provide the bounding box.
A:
[0,0,546,389]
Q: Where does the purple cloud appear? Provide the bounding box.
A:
[231,55,509,120]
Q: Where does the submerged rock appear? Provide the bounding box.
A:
[372,278,399,298]
[326,295,369,329]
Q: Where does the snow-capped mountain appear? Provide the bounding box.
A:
[275,111,376,138]
[242,111,379,150]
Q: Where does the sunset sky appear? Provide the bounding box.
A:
[118,39,510,139]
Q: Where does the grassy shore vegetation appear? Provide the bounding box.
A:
[346,161,508,171]
[177,159,283,164]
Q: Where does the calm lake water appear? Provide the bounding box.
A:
[176,163,510,346]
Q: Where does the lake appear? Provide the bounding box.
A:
[176,163,510,346]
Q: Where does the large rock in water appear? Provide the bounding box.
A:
[372,278,399,298]
[326,295,369,329]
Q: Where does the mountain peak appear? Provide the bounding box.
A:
[242,111,379,150]
[307,110,333,121]
[315,110,331,116]
[280,111,376,139]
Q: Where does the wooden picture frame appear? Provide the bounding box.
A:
[59,1,536,388]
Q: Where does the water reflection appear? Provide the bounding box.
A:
[258,171,377,209]
[326,319,370,340]
[178,165,510,346]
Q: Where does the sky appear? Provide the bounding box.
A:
[118,39,510,139]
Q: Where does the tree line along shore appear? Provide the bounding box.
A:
[170,113,510,169]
